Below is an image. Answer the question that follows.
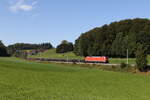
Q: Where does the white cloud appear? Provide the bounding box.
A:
[18,5,33,11]
[32,1,38,6]
[10,4,33,12]
[9,0,38,12]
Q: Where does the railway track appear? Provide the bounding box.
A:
[27,58,120,66]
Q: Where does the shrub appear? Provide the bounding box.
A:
[120,63,127,69]
[13,50,27,59]
[56,40,74,53]
[135,44,148,71]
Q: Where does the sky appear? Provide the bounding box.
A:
[0,0,150,47]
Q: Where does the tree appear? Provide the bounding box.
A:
[135,44,148,71]
[56,40,74,53]
[0,41,8,57]
[13,50,27,59]
[74,18,150,58]
[111,32,124,57]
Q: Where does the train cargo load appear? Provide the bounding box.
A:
[85,56,109,63]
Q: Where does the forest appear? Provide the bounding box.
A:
[74,18,150,58]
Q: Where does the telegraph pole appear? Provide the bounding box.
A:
[67,56,69,63]
[127,34,129,66]
[127,49,129,65]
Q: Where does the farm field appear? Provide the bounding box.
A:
[0,57,150,100]
[28,49,150,64]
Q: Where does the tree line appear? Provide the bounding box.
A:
[7,43,53,56]
[0,40,74,57]
[74,18,150,58]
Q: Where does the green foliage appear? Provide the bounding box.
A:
[0,41,8,57]
[120,63,127,69]
[111,32,125,57]
[74,18,150,58]
[135,44,148,71]
[56,40,74,53]
[13,50,27,59]
[7,42,53,56]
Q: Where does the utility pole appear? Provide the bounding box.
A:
[127,34,129,66]
[67,56,69,63]
[127,49,129,65]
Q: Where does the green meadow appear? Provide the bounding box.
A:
[0,57,150,100]
[28,49,83,60]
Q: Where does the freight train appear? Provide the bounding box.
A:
[28,56,109,63]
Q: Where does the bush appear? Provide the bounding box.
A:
[13,50,27,59]
[135,44,148,71]
[56,40,74,53]
[120,63,127,69]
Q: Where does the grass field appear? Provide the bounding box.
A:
[109,58,136,64]
[28,49,150,64]
[0,57,150,100]
[28,49,83,60]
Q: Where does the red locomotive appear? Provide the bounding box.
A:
[85,56,109,63]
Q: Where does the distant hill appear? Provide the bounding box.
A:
[74,18,150,58]
[28,49,83,60]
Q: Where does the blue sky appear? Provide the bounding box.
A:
[0,0,150,47]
